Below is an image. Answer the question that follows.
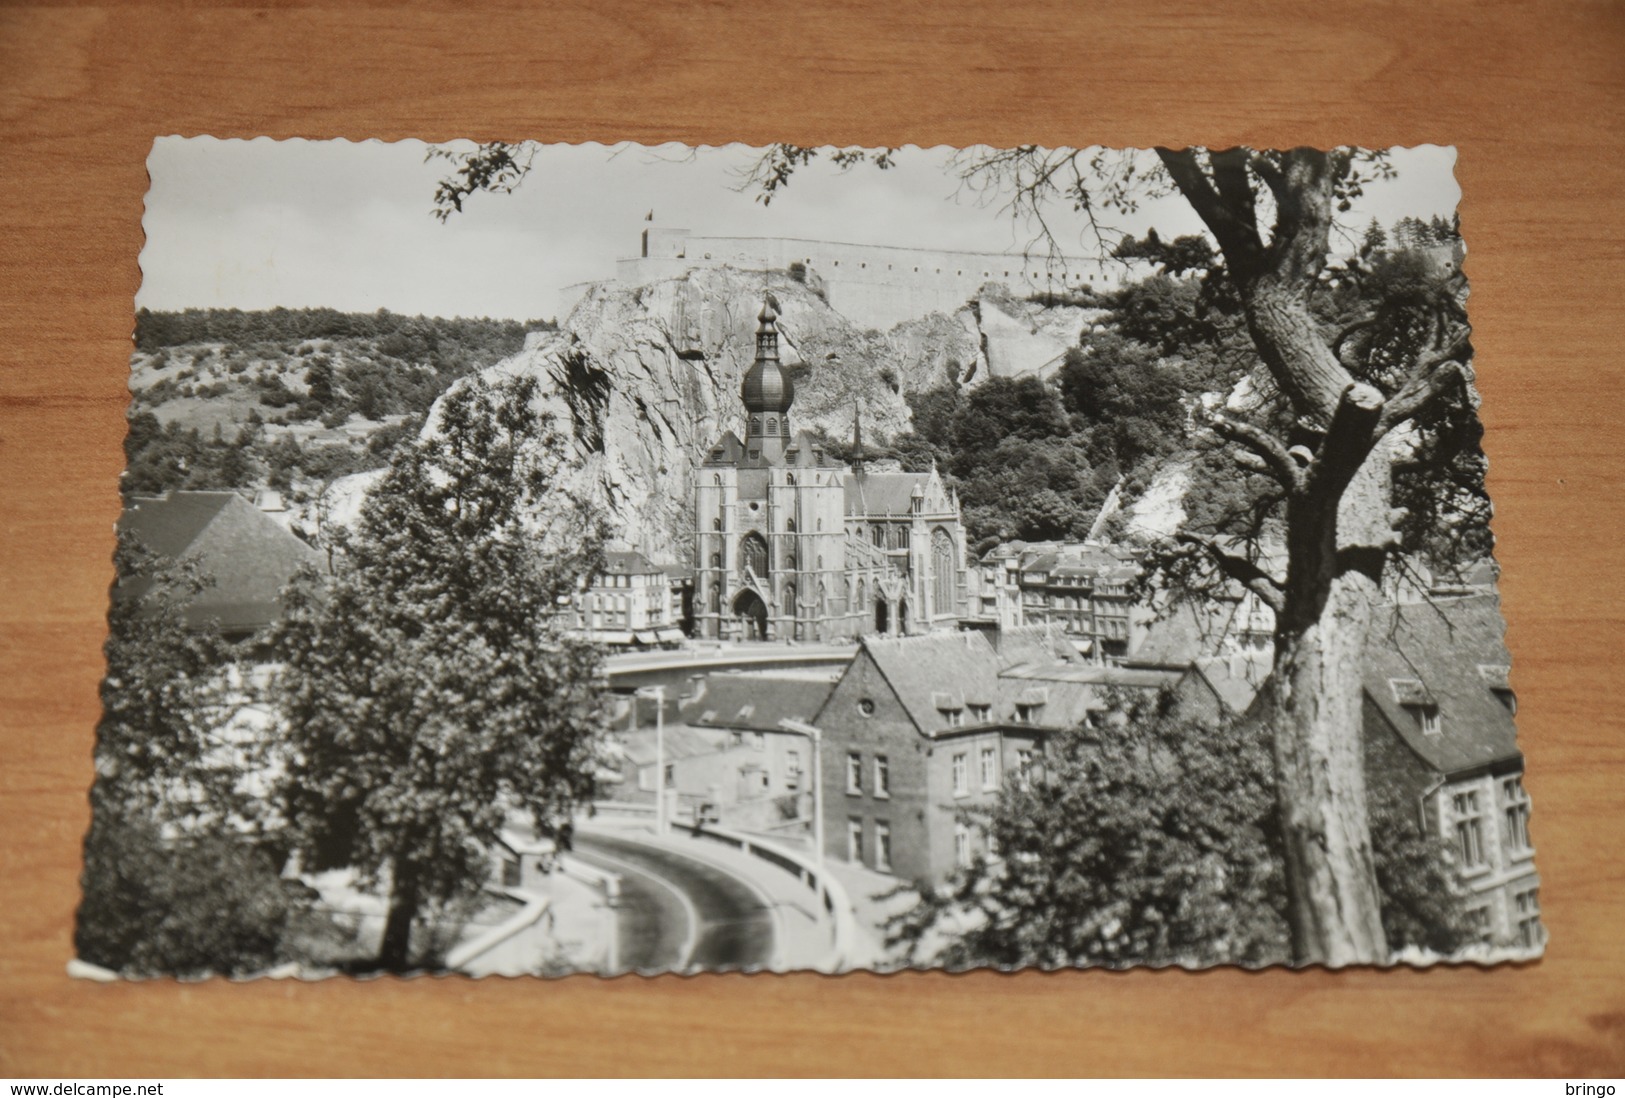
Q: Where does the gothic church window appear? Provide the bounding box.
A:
[741,532,768,580]
[933,528,956,612]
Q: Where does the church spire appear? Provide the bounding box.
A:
[850,400,866,475]
[740,294,792,462]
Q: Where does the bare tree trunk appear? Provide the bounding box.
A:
[1267,493,1386,964]
[378,865,421,971]
[1156,147,1396,965]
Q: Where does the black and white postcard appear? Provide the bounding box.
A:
[80,139,1540,977]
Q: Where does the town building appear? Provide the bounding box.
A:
[1361,594,1541,950]
[571,543,685,647]
[693,297,968,642]
[117,489,326,641]
[812,628,1178,883]
[973,540,1162,663]
[602,671,835,833]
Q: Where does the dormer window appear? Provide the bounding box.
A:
[1420,705,1442,737]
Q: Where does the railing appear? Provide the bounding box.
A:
[445,889,553,972]
[680,820,858,972]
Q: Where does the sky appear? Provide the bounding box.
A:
[138,140,1461,322]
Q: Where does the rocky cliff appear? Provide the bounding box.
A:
[439,266,1109,564]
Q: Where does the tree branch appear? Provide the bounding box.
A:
[1174,532,1286,614]
[1307,382,1386,499]
[1209,414,1305,495]
[1375,334,1472,435]
[1154,148,1263,275]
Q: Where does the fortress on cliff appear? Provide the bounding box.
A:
[561,225,1161,330]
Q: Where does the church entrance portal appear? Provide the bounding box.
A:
[732,589,770,641]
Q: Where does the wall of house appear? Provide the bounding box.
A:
[923,731,1008,881]
[816,651,933,879]
[1363,695,1541,949]
[1427,770,1540,948]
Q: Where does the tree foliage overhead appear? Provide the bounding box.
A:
[271,374,611,970]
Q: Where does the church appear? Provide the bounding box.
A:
[693,297,967,642]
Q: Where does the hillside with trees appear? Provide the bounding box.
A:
[123,308,555,504]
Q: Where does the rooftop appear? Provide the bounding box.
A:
[1363,594,1522,776]
[117,490,325,633]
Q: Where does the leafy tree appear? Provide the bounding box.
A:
[889,691,1289,969]
[77,813,300,978]
[79,535,305,976]
[271,375,610,971]
[888,691,1475,969]
[92,535,239,818]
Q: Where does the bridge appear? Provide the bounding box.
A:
[604,642,856,691]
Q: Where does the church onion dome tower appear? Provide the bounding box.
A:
[740,295,793,462]
[741,296,793,415]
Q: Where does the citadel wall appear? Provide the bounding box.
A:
[561,226,1159,329]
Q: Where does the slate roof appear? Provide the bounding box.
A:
[845,471,932,517]
[1363,594,1521,776]
[687,672,838,734]
[1181,655,1270,716]
[118,491,325,633]
[616,725,730,767]
[780,430,844,468]
[852,631,1006,735]
[702,430,746,466]
[1129,602,1231,668]
[601,547,665,576]
[989,623,1079,669]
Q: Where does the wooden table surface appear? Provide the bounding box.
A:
[2,0,1621,1078]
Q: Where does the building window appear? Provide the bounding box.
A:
[874,755,890,798]
[1514,887,1543,948]
[1453,790,1486,869]
[875,821,892,872]
[1014,704,1039,724]
[1421,705,1442,736]
[969,704,991,723]
[1503,776,1532,852]
[980,746,998,791]
[785,750,802,790]
[847,752,863,795]
[741,532,768,579]
[857,698,875,717]
[952,752,969,796]
[944,708,964,728]
[1465,903,1492,943]
[847,817,864,862]
[955,823,972,868]
[1016,747,1034,790]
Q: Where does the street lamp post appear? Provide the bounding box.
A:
[777,718,824,879]
[637,684,667,836]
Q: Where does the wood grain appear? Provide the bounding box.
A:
[1,0,1621,1077]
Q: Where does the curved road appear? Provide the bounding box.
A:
[573,830,776,973]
